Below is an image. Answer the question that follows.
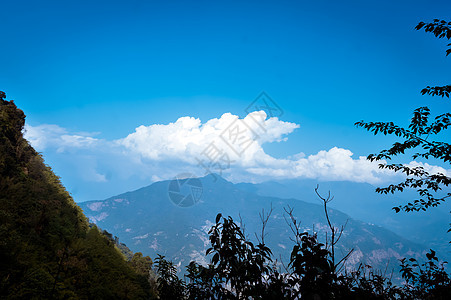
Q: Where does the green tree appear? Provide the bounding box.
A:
[155,254,186,299]
[355,20,451,218]
[400,249,451,299]
[130,252,153,277]
[0,92,154,299]
[154,208,450,299]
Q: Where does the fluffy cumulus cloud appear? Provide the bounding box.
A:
[23,111,451,201]
[116,111,399,183]
[245,147,393,183]
[118,111,298,166]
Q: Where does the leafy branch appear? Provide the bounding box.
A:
[416,19,451,56]
[355,20,451,215]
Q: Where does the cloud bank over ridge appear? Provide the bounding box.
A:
[23,111,451,200]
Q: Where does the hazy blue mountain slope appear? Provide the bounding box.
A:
[79,174,433,281]
[236,179,450,258]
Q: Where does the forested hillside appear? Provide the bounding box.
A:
[1,88,451,299]
[0,92,153,299]
[79,174,429,282]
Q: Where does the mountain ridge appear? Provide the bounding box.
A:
[79,173,432,281]
[0,94,152,299]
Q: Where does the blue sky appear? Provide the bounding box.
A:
[2,0,451,201]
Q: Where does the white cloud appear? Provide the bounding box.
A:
[245,147,394,183]
[119,111,299,166]
[23,124,65,150]
[24,124,99,152]
[23,111,451,197]
[404,161,451,177]
[117,111,394,183]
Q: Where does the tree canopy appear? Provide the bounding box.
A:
[2,19,451,300]
[0,92,154,299]
[355,19,451,217]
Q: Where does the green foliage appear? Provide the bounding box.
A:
[130,252,153,277]
[3,19,451,299]
[0,93,153,299]
[206,213,273,298]
[355,20,451,215]
[415,19,451,56]
[185,261,226,299]
[183,213,293,299]
[355,107,451,212]
[400,249,451,299]
[154,211,450,299]
[150,19,451,299]
[155,255,186,299]
[289,232,335,298]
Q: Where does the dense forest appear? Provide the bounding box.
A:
[0,92,450,299]
[1,19,451,299]
[0,92,155,299]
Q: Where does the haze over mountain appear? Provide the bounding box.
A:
[236,179,451,256]
[3,0,451,297]
[9,0,451,204]
[79,174,443,281]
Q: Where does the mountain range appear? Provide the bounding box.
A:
[79,173,449,281]
[236,178,450,256]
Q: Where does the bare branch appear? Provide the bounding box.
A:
[283,205,302,244]
[255,203,274,245]
[238,213,246,237]
[315,185,353,273]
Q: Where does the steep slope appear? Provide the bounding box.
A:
[79,174,428,281]
[236,179,451,260]
[0,92,151,299]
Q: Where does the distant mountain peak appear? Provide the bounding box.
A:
[166,172,232,187]
[199,173,230,184]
